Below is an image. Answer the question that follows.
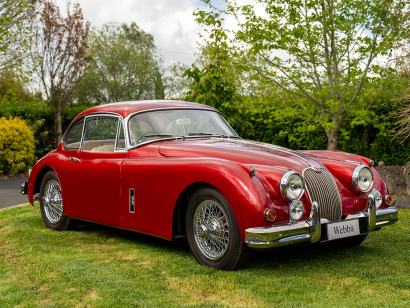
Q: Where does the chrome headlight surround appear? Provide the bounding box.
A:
[352,165,374,193]
[280,171,305,202]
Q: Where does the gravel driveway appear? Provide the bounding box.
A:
[0,178,29,210]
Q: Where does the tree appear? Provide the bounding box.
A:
[164,61,191,100]
[183,14,252,136]
[0,0,39,76]
[32,0,90,142]
[196,0,410,150]
[77,22,164,104]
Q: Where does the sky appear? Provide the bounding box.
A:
[53,0,230,66]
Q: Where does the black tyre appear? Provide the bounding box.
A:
[39,170,75,231]
[186,187,250,271]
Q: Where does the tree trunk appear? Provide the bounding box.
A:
[325,116,342,151]
[326,128,339,151]
[57,109,62,144]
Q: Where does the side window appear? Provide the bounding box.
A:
[64,120,84,150]
[116,120,126,150]
[82,116,119,152]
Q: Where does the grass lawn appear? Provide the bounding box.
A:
[0,204,409,308]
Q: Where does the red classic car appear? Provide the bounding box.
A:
[22,100,398,270]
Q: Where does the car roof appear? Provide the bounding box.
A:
[75,100,218,120]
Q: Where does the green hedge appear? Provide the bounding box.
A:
[1,98,408,167]
[0,99,95,160]
[238,101,410,166]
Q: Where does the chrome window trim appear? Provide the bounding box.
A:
[279,170,305,202]
[114,119,127,152]
[124,107,239,149]
[62,111,122,143]
[80,113,124,152]
[62,117,85,151]
[351,165,374,193]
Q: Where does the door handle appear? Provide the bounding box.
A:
[69,157,81,163]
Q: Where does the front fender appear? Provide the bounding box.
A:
[27,152,68,206]
[120,157,288,241]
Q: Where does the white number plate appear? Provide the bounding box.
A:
[327,219,360,241]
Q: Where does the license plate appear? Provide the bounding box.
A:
[327,219,360,241]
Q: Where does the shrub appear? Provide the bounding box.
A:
[0,99,96,159]
[0,117,35,174]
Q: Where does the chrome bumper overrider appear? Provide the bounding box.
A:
[245,191,398,249]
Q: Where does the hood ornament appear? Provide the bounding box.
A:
[310,164,321,171]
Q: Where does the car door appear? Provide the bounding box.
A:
[63,114,127,227]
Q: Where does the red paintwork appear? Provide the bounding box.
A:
[27,100,391,245]
[73,100,216,121]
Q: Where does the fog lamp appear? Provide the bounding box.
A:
[265,209,276,222]
[373,189,382,209]
[289,200,304,222]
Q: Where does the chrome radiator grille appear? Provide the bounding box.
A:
[303,168,342,221]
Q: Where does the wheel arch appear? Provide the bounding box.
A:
[33,166,57,195]
[172,181,218,239]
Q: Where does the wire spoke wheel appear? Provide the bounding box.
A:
[193,200,230,260]
[42,179,63,224]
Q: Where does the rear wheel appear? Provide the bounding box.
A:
[186,187,249,271]
[39,171,75,231]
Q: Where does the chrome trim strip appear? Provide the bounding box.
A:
[233,139,309,163]
[129,188,135,213]
[245,201,321,248]
[245,194,398,249]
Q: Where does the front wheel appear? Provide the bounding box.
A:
[186,187,249,271]
[39,170,75,231]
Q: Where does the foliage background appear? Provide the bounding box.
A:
[0,116,35,174]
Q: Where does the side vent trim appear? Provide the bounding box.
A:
[129,188,135,213]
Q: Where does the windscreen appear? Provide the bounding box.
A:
[128,109,238,146]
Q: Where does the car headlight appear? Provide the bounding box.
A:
[289,200,304,221]
[352,165,373,193]
[280,171,305,201]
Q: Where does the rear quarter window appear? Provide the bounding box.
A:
[64,120,84,150]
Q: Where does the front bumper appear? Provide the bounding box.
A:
[245,191,398,249]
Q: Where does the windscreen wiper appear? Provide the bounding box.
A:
[188,132,227,137]
[144,133,185,139]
